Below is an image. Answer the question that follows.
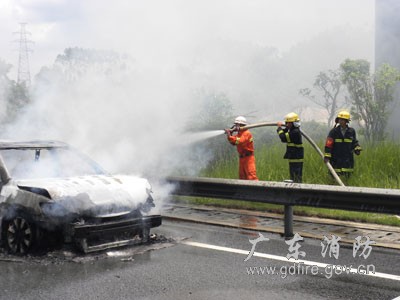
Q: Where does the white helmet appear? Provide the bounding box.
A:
[234,116,247,125]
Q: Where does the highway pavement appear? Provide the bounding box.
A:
[0,217,399,300]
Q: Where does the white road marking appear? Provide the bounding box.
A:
[182,240,400,282]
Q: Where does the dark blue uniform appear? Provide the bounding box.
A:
[324,126,361,176]
[277,126,304,183]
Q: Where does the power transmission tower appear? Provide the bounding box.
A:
[13,23,34,87]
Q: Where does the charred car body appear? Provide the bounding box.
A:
[0,140,161,254]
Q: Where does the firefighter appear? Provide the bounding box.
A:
[277,112,304,183]
[225,116,258,180]
[324,110,362,178]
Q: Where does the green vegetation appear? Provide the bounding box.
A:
[0,59,30,126]
[201,137,400,188]
[341,60,400,142]
[176,135,400,226]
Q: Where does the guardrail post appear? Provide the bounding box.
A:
[284,205,294,238]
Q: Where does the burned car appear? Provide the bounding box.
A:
[0,140,161,254]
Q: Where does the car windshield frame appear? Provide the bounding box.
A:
[0,142,106,180]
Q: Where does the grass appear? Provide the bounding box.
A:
[174,139,400,227]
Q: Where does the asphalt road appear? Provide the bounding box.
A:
[0,219,399,300]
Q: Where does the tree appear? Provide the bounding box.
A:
[184,89,236,164]
[49,47,131,82]
[0,59,13,124]
[340,59,400,142]
[0,59,30,125]
[299,69,344,127]
[6,82,30,123]
[186,89,234,131]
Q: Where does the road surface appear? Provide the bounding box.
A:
[0,219,399,300]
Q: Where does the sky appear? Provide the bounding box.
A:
[0,0,376,181]
[1,0,374,80]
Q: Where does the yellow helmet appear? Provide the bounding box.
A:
[284,112,300,123]
[337,110,351,121]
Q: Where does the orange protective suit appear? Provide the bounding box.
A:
[227,129,258,180]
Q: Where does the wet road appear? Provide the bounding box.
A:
[0,219,399,300]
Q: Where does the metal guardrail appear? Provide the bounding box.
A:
[165,176,400,237]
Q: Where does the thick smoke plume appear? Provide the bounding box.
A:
[0,0,374,181]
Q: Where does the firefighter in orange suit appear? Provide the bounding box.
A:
[225,116,258,180]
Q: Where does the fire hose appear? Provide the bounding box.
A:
[239,121,345,186]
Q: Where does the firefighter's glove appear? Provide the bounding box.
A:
[224,129,232,136]
[354,146,362,156]
[277,121,284,127]
[324,157,330,163]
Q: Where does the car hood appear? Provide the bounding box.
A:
[16,175,152,217]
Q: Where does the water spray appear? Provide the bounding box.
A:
[238,121,345,186]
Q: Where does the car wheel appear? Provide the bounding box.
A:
[4,216,37,255]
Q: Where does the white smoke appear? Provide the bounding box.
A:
[0,0,375,180]
[3,59,202,176]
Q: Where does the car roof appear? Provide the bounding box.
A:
[0,140,69,150]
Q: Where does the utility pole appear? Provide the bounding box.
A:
[13,23,34,87]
